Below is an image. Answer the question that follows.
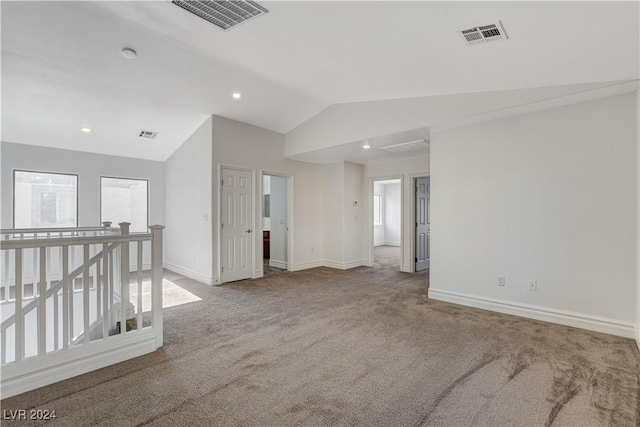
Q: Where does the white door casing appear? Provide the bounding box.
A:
[221,168,253,282]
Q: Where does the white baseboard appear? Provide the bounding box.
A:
[428,288,635,338]
[268,259,288,269]
[636,327,640,353]
[383,241,401,247]
[164,262,211,285]
[323,259,366,270]
[292,260,323,271]
[1,329,159,398]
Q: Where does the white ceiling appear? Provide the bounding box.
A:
[291,126,430,165]
[1,1,638,161]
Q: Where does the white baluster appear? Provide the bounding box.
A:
[102,243,109,339]
[62,246,69,350]
[150,225,164,348]
[14,249,23,361]
[53,282,59,351]
[83,244,90,344]
[96,260,101,321]
[38,247,46,356]
[137,240,143,330]
[119,223,130,335]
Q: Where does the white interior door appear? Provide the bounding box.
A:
[221,168,253,282]
[415,177,430,271]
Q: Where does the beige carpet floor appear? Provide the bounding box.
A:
[2,246,638,426]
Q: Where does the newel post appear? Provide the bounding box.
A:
[119,222,130,333]
[150,225,165,348]
[102,221,112,228]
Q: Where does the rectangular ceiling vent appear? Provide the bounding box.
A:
[139,130,158,139]
[459,21,508,45]
[171,0,268,31]
[380,139,429,154]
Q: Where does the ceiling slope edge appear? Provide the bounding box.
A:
[284,80,635,159]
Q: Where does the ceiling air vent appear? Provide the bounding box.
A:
[171,0,269,31]
[459,21,508,45]
[139,130,158,139]
[380,139,429,154]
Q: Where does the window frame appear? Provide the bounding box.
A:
[13,169,79,229]
[99,175,150,232]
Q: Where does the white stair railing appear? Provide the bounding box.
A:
[0,223,164,398]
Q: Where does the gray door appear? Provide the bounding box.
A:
[415,177,430,271]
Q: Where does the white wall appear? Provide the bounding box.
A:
[343,162,364,267]
[383,182,401,246]
[211,115,323,283]
[269,175,288,268]
[373,182,385,246]
[364,156,429,272]
[429,93,637,336]
[637,90,640,348]
[164,117,212,284]
[322,162,344,266]
[1,142,165,229]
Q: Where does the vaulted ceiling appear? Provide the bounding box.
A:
[2,1,638,161]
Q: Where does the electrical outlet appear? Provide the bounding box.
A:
[528,280,537,291]
[497,275,505,286]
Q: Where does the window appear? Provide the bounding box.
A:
[101,177,148,232]
[14,170,78,229]
[373,194,382,226]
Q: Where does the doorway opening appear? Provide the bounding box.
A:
[372,178,402,270]
[262,174,289,276]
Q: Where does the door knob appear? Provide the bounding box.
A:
[246,229,252,233]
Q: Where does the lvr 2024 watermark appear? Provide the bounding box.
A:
[3,409,57,421]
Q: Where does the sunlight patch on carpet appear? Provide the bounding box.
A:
[129,279,202,312]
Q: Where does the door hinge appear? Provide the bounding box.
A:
[221,223,224,229]
[221,266,224,272]
[415,257,418,263]
[221,180,224,186]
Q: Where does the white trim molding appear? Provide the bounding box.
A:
[428,288,635,338]
[1,329,158,399]
[292,260,323,271]
[164,262,211,285]
[323,259,366,270]
[268,259,288,270]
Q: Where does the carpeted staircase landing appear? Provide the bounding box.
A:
[2,247,638,426]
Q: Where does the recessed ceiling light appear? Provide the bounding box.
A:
[80,127,91,133]
[232,92,242,100]
[121,47,137,59]
[363,141,371,149]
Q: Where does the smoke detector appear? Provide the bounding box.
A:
[171,0,268,31]
[139,130,158,139]
[459,21,508,45]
